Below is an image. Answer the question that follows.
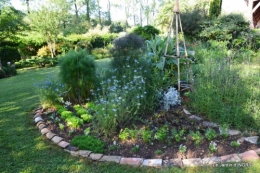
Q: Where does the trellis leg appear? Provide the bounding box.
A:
[174,1,180,92]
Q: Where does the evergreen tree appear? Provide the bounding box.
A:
[209,0,222,18]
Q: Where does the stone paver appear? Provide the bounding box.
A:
[89,153,103,160]
[34,117,43,123]
[36,121,45,127]
[228,129,241,136]
[220,154,241,163]
[245,136,259,144]
[182,158,202,167]
[238,150,260,161]
[34,113,42,118]
[99,155,122,163]
[201,157,221,165]
[38,123,46,130]
[40,128,50,135]
[183,109,191,115]
[58,141,70,148]
[66,145,78,151]
[79,150,92,157]
[237,137,245,143]
[120,158,143,166]
[203,121,218,128]
[70,151,80,157]
[51,136,64,144]
[142,159,162,167]
[254,148,260,155]
[45,132,57,139]
[188,115,203,121]
[163,159,182,167]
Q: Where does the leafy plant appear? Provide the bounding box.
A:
[230,141,240,148]
[108,144,121,152]
[119,128,130,141]
[71,135,105,153]
[59,123,65,131]
[189,131,204,146]
[56,105,67,114]
[132,145,139,153]
[209,141,218,152]
[219,124,229,138]
[155,149,163,155]
[84,127,91,136]
[179,144,187,154]
[66,116,83,129]
[205,128,218,141]
[128,128,139,141]
[172,128,186,142]
[60,111,74,120]
[132,25,159,40]
[163,87,181,111]
[154,125,169,142]
[141,128,153,143]
[81,114,92,122]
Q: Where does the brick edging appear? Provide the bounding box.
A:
[33,107,260,167]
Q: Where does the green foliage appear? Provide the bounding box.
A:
[154,125,168,142]
[80,114,92,122]
[0,6,25,42]
[205,128,218,141]
[1,63,17,78]
[66,116,83,129]
[200,13,250,49]
[172,128,186,142]
[56,105,67,114]
[59,49,97,103]
[209,0,222,19]
[155,149,163,155]
[132,145,139,153]
[189,131,204,146]
[119,128,130,141]
[14,56,59,69]
[179,144,187,154]
[141,129,153,143]
[189,44,260,130]
[59,123,65,131]
[230,141,240,148]
[71,135,105,153]
[92,47,111,59]
[60,111,73,119]
[209,141,217,152]
[34,74,65,107]
[132,25,159,40]
[0,45,20,65]
[84,127,91,136]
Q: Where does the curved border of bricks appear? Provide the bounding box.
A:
[33,107,260,167]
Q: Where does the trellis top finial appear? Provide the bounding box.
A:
[173,0,180,13]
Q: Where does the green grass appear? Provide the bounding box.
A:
[1,66,260,172]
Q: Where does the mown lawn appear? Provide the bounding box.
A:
[0,66,260,173]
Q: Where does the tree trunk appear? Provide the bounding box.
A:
[107,0,111,25]
[85,0,90,22]
[74,0,79,20]
[26,0,30,14]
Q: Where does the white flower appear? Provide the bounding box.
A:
[113,141,117,145]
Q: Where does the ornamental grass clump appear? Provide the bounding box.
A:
[59,49,97,104]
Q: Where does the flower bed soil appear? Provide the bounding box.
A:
[41,105,259,160]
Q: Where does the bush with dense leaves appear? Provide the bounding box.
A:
[132,25,159,40]
[59,49,97,103]
[71,135,105,153]
[200,13,250,49]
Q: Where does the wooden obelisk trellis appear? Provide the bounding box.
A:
[164,0,188,92]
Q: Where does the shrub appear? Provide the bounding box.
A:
[200,13,250,49]
[132,25,159,40]
[71,135,105,153]
[59,49,97,104]
[0,46,20,65]
[1,63,17,77]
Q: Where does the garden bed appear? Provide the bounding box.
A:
[40,105,259,160]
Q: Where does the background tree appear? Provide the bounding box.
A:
[209,0,222,18]
[28,0,69,58]
[0,6,25,68]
